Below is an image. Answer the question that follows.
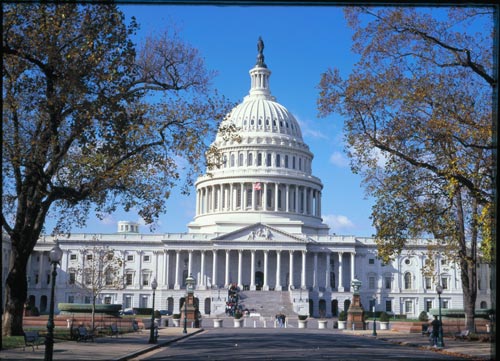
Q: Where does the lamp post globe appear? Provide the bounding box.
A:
[148,278,158,344]
[44,242,63,361]
[436,284,445,348]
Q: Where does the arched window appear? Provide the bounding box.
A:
[276,154,281,167]
[257,153,262,166]
[480,301,488,309]
[266,153,272,167]
[230,154,235,167]
[404,272,412,289]
[284,155,289,168]
[238,153,244,167]
[248,153,253,166]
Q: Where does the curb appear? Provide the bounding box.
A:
[113,328,204,361]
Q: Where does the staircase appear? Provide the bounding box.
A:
[238,291,295,317]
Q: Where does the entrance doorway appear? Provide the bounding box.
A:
[255,271,263,290]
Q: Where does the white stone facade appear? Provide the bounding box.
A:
[21,42,491,318]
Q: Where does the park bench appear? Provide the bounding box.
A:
[76,326,95,342]
[109,324,120,338]
[454,329,470,340]
[23,331,44,351]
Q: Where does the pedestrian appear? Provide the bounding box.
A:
[430,315,440,347]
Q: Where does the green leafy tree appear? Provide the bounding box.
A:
[75,243,124,331]
[318,7,495,332]
[2,3,234,336]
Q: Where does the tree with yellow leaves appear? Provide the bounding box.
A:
[318,7,495,332]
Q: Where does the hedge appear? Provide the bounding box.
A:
[58,303,122,315]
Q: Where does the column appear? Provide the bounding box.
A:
[288,251,294,290]
[174,251,180,289]
[37,252,45,289]
[313,252,318,290]
[240,183,244,210]
[188,250,193,277]
[212,250,218,288]
[225,250,230,287]
[204,188,209,214]
[275,250,281,291]
[294,186,299,213]
[211,186,216,212]
[252,184,257,211]
[301,251,306,289]
[230,184,234,211]
[350,252,355,288]
[274,183,279,211]
[338,252,344,292]
[263,251,269,290]
[263,183,268,211]
[200,251,205,288]
[164,250,170,288]
[243,183,248,209]
[218,185,223,211]
[325,253,331,291]
[137,251,143,288]
[250,251,256,290]
[285,184,290,212]
[237,250,243,289]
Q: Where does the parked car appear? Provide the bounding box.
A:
[159,310,172,316]
[120,308,136,315]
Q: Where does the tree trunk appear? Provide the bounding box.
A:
[2,249,29,336]
[92,297,96,331]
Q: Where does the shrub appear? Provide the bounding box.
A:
[298,315,308,321]
[234,311,243,319]
[338,311,347,321]
[418,311,429,322]
[172,313,181,319]
[379,312,390,322]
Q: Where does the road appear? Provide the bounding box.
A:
[132,328,467,360]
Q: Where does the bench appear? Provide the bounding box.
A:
[454,330,470,340]
[76,326,95,342]
[23,331,44,351]
[109,324,120,338]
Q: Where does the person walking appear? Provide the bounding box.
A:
[430,315,440,347]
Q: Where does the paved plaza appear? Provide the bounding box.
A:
[0,323,494,361]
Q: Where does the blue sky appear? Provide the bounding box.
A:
[60,5,378,237]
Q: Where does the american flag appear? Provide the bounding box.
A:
[253,182,261,191]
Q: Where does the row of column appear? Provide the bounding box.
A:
[196,182,321,217]
[156,249,355,292]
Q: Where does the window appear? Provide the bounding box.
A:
[70,254,77,261]
[276,154,281,167]
[369,258,375,265]
[405,258,411,265]
[246,189,252,207]
[143,255,150,262]
[84,296,91,304]
[105,269,114,285]
[425,277,432,290]
[292,156,296,169]
[125,273,133,286]
[35,274,39,284]
[369,277,375,289]
[69,272,76,285]
[441,277,448,290]
[46,273,50,285]
[405,300,412,313]
[68,295,75,304]
[385,300,392,313]
[127,255,134,262]
[426,300,433,312]
[124,296,132,309]
[442,300,449,309]
[285,155,289,168]
[385,277,392,290]
[248,153,253,166]
[239,153,244,166]
[230,154,235,167]
[142,273,150,286]
[86,254,93,261]
[299,158,302,170]
[404,272,412,289]
[440,259,446,265]
[104,296,111,305]
[266,153,271,167]
[257,153,262,166]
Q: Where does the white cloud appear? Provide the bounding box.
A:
[329,151,349,167]
[322,214,355,233]
[296,116,329,140]
[100,214,116,226]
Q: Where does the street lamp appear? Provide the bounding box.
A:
[44,242,63,361]
[183,274,195,334]
[436,284,445,348]
[148,278,158,344]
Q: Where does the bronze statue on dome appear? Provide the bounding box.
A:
[256,36,266,67]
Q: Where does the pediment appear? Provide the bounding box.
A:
[212,223,307,243]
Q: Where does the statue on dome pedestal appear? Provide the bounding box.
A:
[256,36,266,67]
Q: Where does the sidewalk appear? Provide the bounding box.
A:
[345,329,494,361]
[0,327,202,361]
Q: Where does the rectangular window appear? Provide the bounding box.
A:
[441,277,448,289]
[140,296,148,308]
[405,300,412,313]
[369,277,375,289]
[143,255,150,262]
[124,296,132,309]
[84,296,91,304]
[69,272,76,285]
[70,254,77,261]
[104,296,111,305]
[86,254,93,261]
[257,153,262,166]
[68,295,75,303]
[266,153,271,167]
[385,300,392,313]
[284,155,289,168]
[425,277,432,289]
[426,300,433,312]
[127,255,134,262]
[142,273,150,286]
[276,154,281,167]
[299,158,302,170]
[442,300,449,309]
[126,273,133,286]
[369,258,375,265]
[385,277,392,289]
[292,156,296,169]
[46,273,50,284]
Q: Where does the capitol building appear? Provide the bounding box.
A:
[15,40,491,320]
